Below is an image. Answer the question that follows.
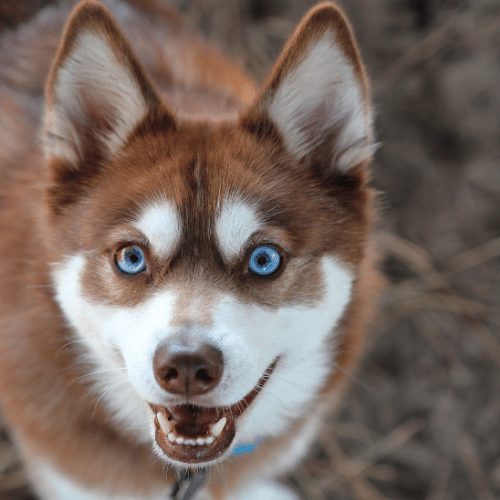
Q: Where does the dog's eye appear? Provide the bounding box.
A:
[248,245,282,276]
[115,245,147,275]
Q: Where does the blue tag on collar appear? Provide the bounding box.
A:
[231,442,258,456]
[231,438,262,456]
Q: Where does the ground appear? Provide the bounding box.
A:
[0,1,499,499]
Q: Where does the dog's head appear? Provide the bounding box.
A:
[46,1,374,467]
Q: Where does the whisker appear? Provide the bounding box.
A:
[90,378,130,420]
[74,367,128,383]
[56,337,116,357]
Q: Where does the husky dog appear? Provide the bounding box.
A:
[0,1,380,498]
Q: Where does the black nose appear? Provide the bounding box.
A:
[153,343,223,397]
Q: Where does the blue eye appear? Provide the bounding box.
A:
[115,245,147,275]
[248,245,282,276]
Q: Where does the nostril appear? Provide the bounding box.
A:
[163,367,178,381]
[196,368,212,383]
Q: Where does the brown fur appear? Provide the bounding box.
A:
[0,1,381,497]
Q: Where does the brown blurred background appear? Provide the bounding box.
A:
[1,1,499,499]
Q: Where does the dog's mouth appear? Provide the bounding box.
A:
[150,359,277,464]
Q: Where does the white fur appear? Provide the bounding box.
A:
[133,201,182,258]
[52,254,177,442]
[53,249,353,468]
[45,32,147,163]
[215,197,262,260]
[30,457,295,500]
[229,481,299,500]
[267,34,374,171]
[210,257,353,445]
[29,459,167,500]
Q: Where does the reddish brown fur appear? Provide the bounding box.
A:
[249,2,370,111]
[0,1,381,496]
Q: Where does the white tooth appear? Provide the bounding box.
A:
[157,412,172,435]
[206,436,215,445]
[175,436,184,445]
[185,439,196,446]
[196,437,206,446]
[167,433,176,444]
[210,417,227,437]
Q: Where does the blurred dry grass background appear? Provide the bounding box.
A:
[1,0,499,498]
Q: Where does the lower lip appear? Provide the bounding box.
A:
[151,359,278,464]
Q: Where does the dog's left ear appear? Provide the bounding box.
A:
[242,2,374,175]
[44,1,170,169]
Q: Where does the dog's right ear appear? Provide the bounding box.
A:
[44,1,173,169]
[241,2,374,177]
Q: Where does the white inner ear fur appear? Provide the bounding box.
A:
[215,197,262,260]
[133,201,182,258]
[267,33,374,171]
[45,32,148,163]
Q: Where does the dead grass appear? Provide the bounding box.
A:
[1,1,499,498]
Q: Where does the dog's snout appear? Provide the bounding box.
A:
[153,343,223,397]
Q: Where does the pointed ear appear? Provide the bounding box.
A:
[242,2,374,174]
[44,1,171,167]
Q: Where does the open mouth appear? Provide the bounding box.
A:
[150,359,277,464]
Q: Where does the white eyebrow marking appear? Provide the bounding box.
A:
[133,201,181,258]
[215,197,262,260]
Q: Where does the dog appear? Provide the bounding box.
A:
[0,0,380,498]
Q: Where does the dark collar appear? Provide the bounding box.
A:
[170,468,209,500]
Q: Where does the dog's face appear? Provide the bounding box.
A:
[46,2,374,467]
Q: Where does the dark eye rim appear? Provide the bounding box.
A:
[113,242,149,276]
[245,243,287,279]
